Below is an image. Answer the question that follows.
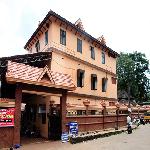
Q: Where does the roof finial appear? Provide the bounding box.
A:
[38,21,41,26]
[75,18,84,31]
[97,35,106,45]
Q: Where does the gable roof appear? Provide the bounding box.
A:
[24,10,119,58]
[6,61,76,90]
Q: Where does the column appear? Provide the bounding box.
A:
[60,90,67,133]
[13,84,22,145]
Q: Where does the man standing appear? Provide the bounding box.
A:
[127,114,132,134]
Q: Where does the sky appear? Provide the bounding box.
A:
[0,0,150,65]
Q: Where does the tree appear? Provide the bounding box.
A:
[117,51,150,103]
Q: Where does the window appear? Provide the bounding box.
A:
[102,77,108,92]
[77,110,82,115]
[109,102,115,106]
[77,38,82,53]
[90,46,95,59]
[39,104,46,124]
[77,110,86,115]
[111,77,117,84]
[45,30,48,45]
[91,74,97,90]
[77,69,85,87]
[90,110,96,115]
[35,40,40,52]
[102,51,105,64]
[60,29,66,45]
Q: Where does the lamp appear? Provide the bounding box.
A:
[83,99,90,115]
[115,102,120,130]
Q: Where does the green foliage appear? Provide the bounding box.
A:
[117,51,150,102]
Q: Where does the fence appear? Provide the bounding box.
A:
[66,114,128,132]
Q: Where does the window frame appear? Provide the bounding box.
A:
[102,77,108,92]
[90,46,95,60]
[77,38,82,53]
[77,69,85,87]
[60,29,66,46]
[91,74,97,90]
[102,51,105,64]
[45,30,48,45]
[35,40,40,52]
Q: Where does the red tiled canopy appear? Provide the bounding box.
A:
[6,61,76,90]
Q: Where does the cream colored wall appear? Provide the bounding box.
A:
[51,52,117,99]
[50,22,116,74]
[27,20,117,99]
[28,23,53,53]
[28,21,116,74]
[29,95,51,138]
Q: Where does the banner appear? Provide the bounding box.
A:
[61,132,69,143]
[0,98,15,107]
[69,122,78,136]
[0,108,15,127]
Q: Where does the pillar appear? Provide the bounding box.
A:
[60,90,67,133]
[102,106,106,129]
[13,84,22,145]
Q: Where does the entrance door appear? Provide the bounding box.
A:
[48,105,61,140]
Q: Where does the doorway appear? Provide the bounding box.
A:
[48,104,61,140]
[21,93,62,144]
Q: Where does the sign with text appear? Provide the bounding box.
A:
[69,122,78,136]
[61,132,69,143]
[0,98,15,107]
[0,108,15,127]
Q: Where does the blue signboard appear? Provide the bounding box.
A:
[61,132,69,143]
[69,122,78,136]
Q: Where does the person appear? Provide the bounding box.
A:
[127,114,132,134]
[140,115,145,125]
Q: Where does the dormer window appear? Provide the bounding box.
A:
[35,40,40,52]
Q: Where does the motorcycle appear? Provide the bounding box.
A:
[127,123,132,134]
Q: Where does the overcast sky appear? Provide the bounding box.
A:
[0,0,150,64]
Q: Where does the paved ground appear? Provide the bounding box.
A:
[21,124,150,150]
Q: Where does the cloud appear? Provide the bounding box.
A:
[0,0,150,61]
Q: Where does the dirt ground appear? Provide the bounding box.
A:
[20,124,150,150]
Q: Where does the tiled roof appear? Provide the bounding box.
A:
[24,10,119,58]
[6,61,76,90]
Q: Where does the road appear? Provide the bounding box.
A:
[22,124,150,150]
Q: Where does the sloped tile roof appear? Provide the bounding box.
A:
[6,61,76,90]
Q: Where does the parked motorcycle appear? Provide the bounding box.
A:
[127,123,132,134]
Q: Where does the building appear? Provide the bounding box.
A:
[0,10,125,148]
[24,10,119,114]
